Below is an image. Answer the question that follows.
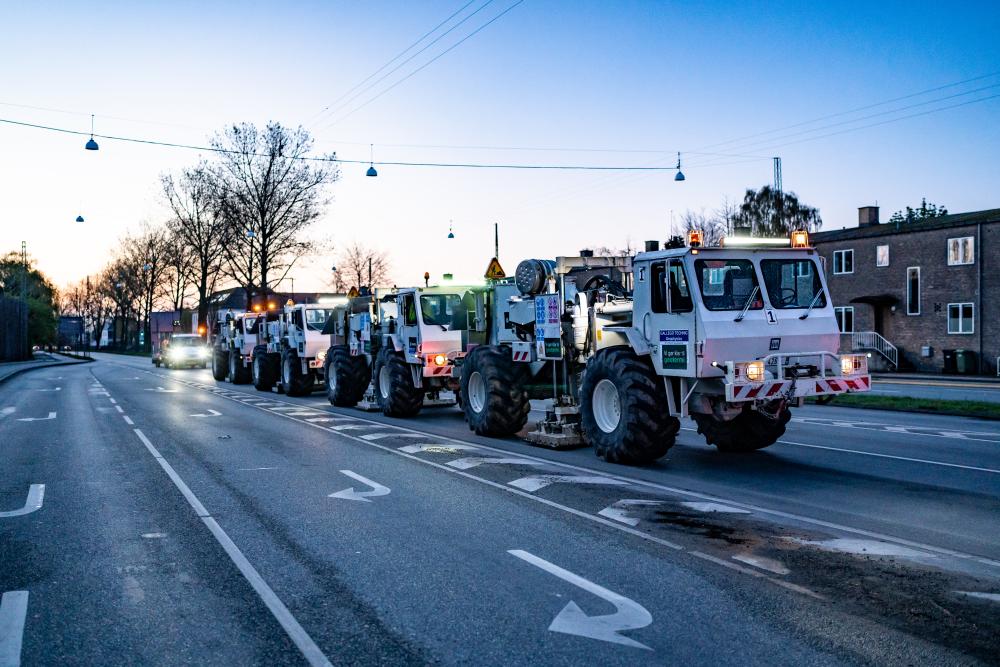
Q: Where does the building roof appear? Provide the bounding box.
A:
[811,208,1000,243]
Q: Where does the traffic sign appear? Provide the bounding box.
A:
[484,257,506,280]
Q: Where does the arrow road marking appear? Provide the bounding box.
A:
[328,470,391,503]
[446,456,545,471]
[509,550,652,650]
[16,412,56,422]
[144,387,178,393]
[508,475,628,493]
[0,590,28,667]
[0,485,44,519]
[597,499,666,527]
[190,409,222,418]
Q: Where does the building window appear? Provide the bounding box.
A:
[834,306,854,333]
[906,267,920,315]
[947,237,975,266]
[947,303,974,334]
[833,249,854,275]
[876,244,889,267]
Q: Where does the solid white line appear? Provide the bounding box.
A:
[130,429,331,667]
[0,590,28,667]
[777,439,1000,475]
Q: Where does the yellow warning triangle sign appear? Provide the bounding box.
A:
[484,257,506,280]
[347,287,359,298]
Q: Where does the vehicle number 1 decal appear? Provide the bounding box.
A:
[765,309,777,325]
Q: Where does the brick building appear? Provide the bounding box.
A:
[811,206,998,375]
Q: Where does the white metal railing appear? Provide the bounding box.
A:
[851,331,898,369]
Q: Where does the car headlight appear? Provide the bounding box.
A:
[198,348,209,358]
[840,355,865,375]
[745,361,765,382]
[317,349,328,362]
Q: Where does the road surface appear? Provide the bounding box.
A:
[1,353,998,665]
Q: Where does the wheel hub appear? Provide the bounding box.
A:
[468,371,486,414]
[592,378,622,433]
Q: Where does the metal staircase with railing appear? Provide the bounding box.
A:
[851,331,898,369]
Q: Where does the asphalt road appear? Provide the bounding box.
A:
[2,354,998,665]
[867,378,1000,403]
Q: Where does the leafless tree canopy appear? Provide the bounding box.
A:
[333,243,391,292]
[681,209,727,248]
[210,122,339,306]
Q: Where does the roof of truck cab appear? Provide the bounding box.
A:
[634,246,818,262]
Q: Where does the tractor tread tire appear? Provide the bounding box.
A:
[212,349,229,381]
[374,348,423,418]
[580,348,678,465]
[252,346,277,392]
[281,351,313,397]
[326,345,369,407]
[229,350,252,384]
[693,405,791,452]
[460,345,531,437]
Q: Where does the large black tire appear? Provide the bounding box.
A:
[373,347,423,417]
[460,345,530,436]
[280,350,313,397]
[325,345,368,407]
[252,347,277,392]
[580,348,678,464]
[229,350,252,385]
[693,404,791,452]
[211,349,229,381]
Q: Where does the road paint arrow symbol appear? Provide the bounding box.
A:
[144,387,178,393]
[509,549,652,650]
[190,409,222,418]
[16,412,56,422]
[0,484,45,518]
[328,470,390,503]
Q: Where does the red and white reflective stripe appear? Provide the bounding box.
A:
[512,350,530,362]
[425,366,452,376]
[814,375,870,394]
[731,381,789,400]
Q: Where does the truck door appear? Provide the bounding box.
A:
[651,258,696,375]
[398,294,420,362]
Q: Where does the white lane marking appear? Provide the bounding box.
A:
[89,390,110,396]
[509,475,628,493]
[108,398,117,404]
[732,554,790,575]
[119,362,983,584]
[329,424,375,432]
[956,591,1000,603]
[305,417,348,423]
[16,412,56,422]
[794,417,1000,443]
[358,432,426,441]
[115,405,124,413]
[144,387,178,393]
[328,470,391,502]
[509,550,652,650]
[680,502,752,514]
[446,456,545,470]
[597,500,665,527]
[0,408,14,419]
[777,439,1000,475]
[142,533,167,539]
[0,590,28,667]
[0,485,45,518]
[190,409,222,418]
[398,443,481,454]
[789,537,937,559]
[35,387,61,392]
[123,416,134,425]
[238,467,279,472]
[131,429,331,667]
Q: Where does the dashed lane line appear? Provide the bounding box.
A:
[776,440,1000,475]
[0,590,28,667]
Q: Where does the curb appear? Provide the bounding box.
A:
[0,357,95,386]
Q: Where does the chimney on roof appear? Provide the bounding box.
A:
[858,206,880,227]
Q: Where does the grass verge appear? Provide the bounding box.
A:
[807,393,1000,420]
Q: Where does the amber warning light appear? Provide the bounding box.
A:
[687,230,703,248]
[790,230,809,248]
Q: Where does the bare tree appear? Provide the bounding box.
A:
[681,209,727,247]
[161,231,195,313]
[161,163,226,325]
[332,243,391,292]
[210,122,339,308]
[120,224,171,352]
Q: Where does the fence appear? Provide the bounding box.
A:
[0,297,30,361]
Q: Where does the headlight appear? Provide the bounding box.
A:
[433,354,447,366]
[317,349,328,362]
[745,361,765,382]
[198,348,209,358]
[841,355,864,375]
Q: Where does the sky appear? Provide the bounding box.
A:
[1,0,999,294]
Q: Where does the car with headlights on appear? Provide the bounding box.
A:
[159,333,210,369]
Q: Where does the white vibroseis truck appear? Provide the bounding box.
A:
[211,310,259,384]
[251,302,339,396]
[459,233,871,464]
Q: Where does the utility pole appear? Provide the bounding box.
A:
[20,241,27,302]
[367,257,372,289]
[494,222,499,260]
[773,157,782,196]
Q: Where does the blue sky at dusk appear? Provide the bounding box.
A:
[2,1,998,288]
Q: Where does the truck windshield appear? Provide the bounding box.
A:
[694,259,763,311]
[760,259,826,309]
[170,336,202,347]
[420,294,468,329]
[305,309,335,331]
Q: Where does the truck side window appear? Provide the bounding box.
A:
[651,262,668,313]
[402,295,418,326]
[651,261,693,313]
